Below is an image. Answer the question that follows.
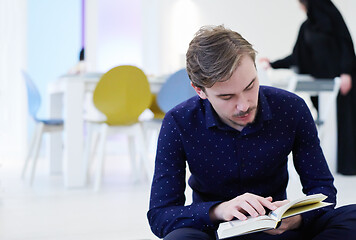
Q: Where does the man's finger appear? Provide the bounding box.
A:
[258,197,278,211]
[273,199,290,208]
[247,198,267,216]
[231,209,248,221]
[239,201,260,218]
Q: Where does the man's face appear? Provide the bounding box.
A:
[192,55,259,131]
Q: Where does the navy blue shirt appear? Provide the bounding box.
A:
[147,86,336,238]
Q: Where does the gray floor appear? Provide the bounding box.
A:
[1,150,355,240]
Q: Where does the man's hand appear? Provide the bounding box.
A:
[209,193,277,222]
[340,73,352,95]
[264,199,302,235]
[258,57,272,70]
[265,215,302,235]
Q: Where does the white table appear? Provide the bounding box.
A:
[48,73,102,187]
[48,73,166,188]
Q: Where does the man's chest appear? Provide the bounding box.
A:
[183,126,295,180]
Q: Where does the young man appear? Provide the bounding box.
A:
[147,25,356,240]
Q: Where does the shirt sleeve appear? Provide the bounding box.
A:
[270,25,304,70]
[291,99,337,226]
[270,55,294,69]
[147,112,220,238]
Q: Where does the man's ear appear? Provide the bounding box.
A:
[191,82,207,99]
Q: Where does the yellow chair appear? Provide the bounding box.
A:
[149,94,165,119]
[84,65,152,190]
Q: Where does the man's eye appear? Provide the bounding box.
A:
[221,96,232,100]
[246,83,254,90]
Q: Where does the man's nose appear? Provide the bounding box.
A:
[236,96,249,112]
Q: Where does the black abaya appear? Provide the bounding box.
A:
[270,0,356,175]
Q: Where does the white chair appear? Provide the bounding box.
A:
[21,71,64,185]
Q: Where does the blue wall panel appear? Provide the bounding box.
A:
[27,0,81,118]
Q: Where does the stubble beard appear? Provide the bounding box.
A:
[229,106,258,128]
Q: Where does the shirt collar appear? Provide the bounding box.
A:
[203,86,273,132]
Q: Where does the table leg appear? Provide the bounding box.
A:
[63,80,86,187]
[319,92,337,173]
[48,92,63,174]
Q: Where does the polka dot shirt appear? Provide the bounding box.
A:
[147,86,336,238]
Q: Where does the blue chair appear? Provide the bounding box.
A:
[143,68,196,175]
[157,68,196,113]
[21,71,64,185]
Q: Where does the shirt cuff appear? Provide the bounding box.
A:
[198,201,223,230]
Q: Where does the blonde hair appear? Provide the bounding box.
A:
[186,25,256,90]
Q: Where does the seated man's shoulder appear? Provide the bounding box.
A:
[261,85,304,104]
[164,95,205,122]
[167,95,202,115]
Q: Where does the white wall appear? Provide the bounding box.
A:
[86,0,144,73]
[159,0,303,73]
[0,0,27,159]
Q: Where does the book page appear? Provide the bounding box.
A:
[282,202,332,219]
[217,216,276,239]
[289,194,327,208]
[268,193,328,221]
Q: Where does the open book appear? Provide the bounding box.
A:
[217,193,332,239]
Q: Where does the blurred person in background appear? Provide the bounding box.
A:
[260,0,356,175]
[68,47,86,75]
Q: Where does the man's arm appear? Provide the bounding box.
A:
[266,215,302,235]
[147,113,220,238]
[291,98,337,226]
[270,23,306,70]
